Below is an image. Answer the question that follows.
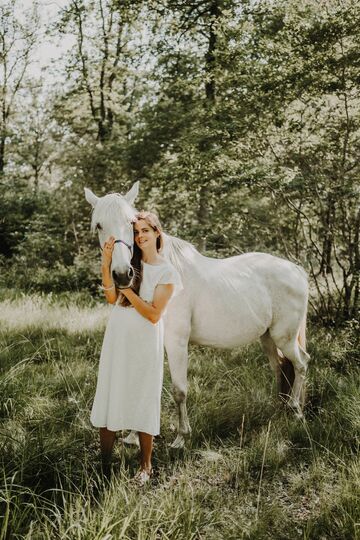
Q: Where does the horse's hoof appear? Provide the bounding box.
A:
[169,434,186,449]
[121,431,140,447]
[287,399,303,419]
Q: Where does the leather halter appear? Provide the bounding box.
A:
[100,239,133,257]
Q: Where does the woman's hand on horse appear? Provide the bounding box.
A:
[102,236,115,267]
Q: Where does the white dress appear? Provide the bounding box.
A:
[90,260,183,436]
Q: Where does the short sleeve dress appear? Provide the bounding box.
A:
[90,260,183,436]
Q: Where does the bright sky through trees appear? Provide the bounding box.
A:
[19,0,75,84]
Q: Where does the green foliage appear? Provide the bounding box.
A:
[0,182,40,257]
[1,0,359,323]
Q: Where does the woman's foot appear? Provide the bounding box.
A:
[133,467,152,487]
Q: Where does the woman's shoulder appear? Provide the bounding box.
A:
[158,258,179,274]
[141,257,182,279]
[142,257,173,269]
[161,258,176,268]
[159,260,182,283]
[157,260,183,297]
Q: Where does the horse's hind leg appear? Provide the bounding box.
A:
[261,331,297,402]
[272,334,309,415]
[260,331,282,392]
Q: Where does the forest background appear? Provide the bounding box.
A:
[0,0,359,326]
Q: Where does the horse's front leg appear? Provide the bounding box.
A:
[165,325,191,449]
[121,431,139,446]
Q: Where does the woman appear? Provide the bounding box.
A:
[90,211,182,485]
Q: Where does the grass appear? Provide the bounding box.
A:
[0,290,359,539]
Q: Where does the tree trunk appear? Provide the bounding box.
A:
[204,0,219,104]
[320,193,335,275]
[197,0,221,251]
[0,134,5,175]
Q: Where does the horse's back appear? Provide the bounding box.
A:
[223,252,308,296]
[185,252,308,348]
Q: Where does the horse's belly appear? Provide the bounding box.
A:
[190,327,264,348]
[189,291,272,349]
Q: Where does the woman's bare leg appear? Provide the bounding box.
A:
[138,432,153,472]
[99,427,116,471]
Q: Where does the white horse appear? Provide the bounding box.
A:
[85,182,310,448]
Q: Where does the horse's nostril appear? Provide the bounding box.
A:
[112,269,133,287]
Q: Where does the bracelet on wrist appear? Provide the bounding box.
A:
[99,284,115,291]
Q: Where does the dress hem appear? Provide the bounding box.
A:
[90,421,160,436]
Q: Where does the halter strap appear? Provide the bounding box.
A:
[100,239,133,255]
[114,239,133,252]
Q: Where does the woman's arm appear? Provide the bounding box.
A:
[101,236,118,304]
[121,284,174,324]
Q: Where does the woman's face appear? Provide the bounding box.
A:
[134,219,159,252]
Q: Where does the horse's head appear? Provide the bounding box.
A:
[84,182,139,289]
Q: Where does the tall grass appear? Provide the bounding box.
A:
[0,291,359,539]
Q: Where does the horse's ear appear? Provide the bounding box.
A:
[84,187,99,207]
[124,181,139,205]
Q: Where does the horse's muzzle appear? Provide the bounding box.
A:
[112,267,134,288]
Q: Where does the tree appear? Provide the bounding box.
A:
[0,1,38,175]
[217,0,360,322]
[10,83,55,193]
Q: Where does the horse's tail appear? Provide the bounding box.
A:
[279,311,307,403]
[298,310,307,351]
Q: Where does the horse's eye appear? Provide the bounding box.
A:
[96,223,102,231]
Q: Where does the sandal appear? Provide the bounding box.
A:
[133,468,152,487]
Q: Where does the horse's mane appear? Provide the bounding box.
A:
[163,234,201,274]
[90,193,137,232]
